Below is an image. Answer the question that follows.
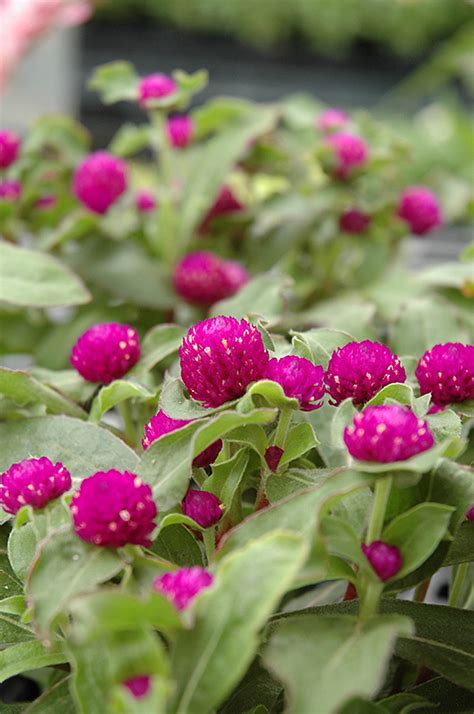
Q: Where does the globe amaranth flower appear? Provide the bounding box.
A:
[0,457,71,515]
[70,322,140,384]
[70,470,157,548]
[397,186,442,236]
[167,115,195,149]
[415,343,474,406]
[154,567,213,610]
[138,73,177,109]
[135,189,157,213]
[264,445,284,473]
[344,405,434,463]
[0,130,20,168]
[339,208,371,234]
[325,132,369,180]
[362,541,403,581]
[325,340,406,406]
[73,151,127,215]
[142,410,222,468]
[317,108,349,133]
[264,355,325,411]
[0,180,21,201]
[182,489,223,528]
[466,506,474,522]
[173,251,248,306]
[199,185,244,234]
[123,676,151,700]
[180,316,269,407]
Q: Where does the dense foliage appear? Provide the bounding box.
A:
[0,63,473,713]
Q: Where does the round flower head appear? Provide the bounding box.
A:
[339,208,371,234]
[264,355,325,411]
[325,132,369,180]
[466,506,474,522]
[0,457,71,515]
[344,405,434,463]
[415,343,474,406]
[199,185,244,233]
[167,115,195,149]
[135,189,156,213]
[73,151,127,215]
[142,410,222,468]
[154,567,213,610]
[182,489,223,528]
[362,541,403,582]
[0,180,21,201]
[123,676,151,700]
[70,322,140,384]
[70,470,157,548]
[173,251,248,306]
[138,73,177,109]
[397,186,442,236]
[325,340,406,406]
[0,130,21,168]
[318,108,349,133]
[180,316,269,407]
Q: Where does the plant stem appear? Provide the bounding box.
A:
[413,577,431,603]
[449,563,468,608]
[366,475,393,544]
[274,406,292,449]
[358,580,383,621]
[118,402,136,447]
[203,528,216,563]
[151,111,173,190]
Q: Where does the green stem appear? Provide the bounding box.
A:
[274,406,292,449]
[413,577,431,603]
[118,402,136,447]
[449,563,469,608]
[359,580,383,622]
[366,475,393,544]
[151,111,173,190]
[203,528,216,563]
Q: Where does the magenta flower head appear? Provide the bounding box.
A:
[138,73,177,109]
[0,130,21,168]
[0,180,21,202]
[199,185,244,233]
[135,189,157,213]
[264,355,325,411]
[154,567,213,610]
[344,405,434,463]
[35,194,56,210]
[70,322,140,384]
[362,541,403,582]
[173,251,248,306]
[182,489,223,528]
[142,410,222,468]
[325,340,406,406]
[73,151,127,215]
[167,115,195,149]
[466,506,474,522]
[0,457,71,515]
[70,470,157,548]
[123,676,151,700]
[325,132,369,179]
[397,186,442,236]
[180,316,269,407]
[339,208,371,234]
[415,343,474,407]
[317,108,349,133]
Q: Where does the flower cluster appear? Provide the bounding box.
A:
[0,457,71,514]
[173,251,248,306]
[70,322,140,384]
[325,132,369,179]
[264,355,325,411]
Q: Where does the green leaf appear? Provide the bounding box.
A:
[266,467,333,502]
[320,515,366,568]
[0,640,66,682]
[88,61,139,104]
[41,211,97,250]
[27,528,123,635]
[279,422,319,466]
[23,115,90,163]
[425,408,462,443]
[170,531,308,714]
[237,379,299,413]
[350,439,452,475]
[425,459,474,528]
[193,97,254,137]
[390,298,470,355]
[0,241,90,307]
[0,367,86,419]
[109,123,151,156]
[445,521,474,565]
[204,448,249,516]
[153,524,204,567]
[159,376,224,420]
[21,677,74,713]
[406,676,474,714]
[218,659,282,714]
[289,328,354,369]
[31,368,97,404]
[0,416,139,478]
[211,272,289,324]
[263,614,413,714]
[382,503,454,579]
[131,324,184,375]
[0,613,35,645]
[89,379,156,423]
[366,383,414,409]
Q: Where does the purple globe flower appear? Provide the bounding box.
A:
[264,446,284,473]
[167,115,195,149]
[173,251,248,306]
[123,676,151,699]
[344,405,434,463]
[179,316,269,407]
[199,185,244,234]
[339,208,371,234]
[325,132,369,180]
[0,130,21,168]
[73,151,128,215]
[142,410,222,468]
[0,457,71,515]
[0,180,21,202]
[317,108,349,133]
[415,343,474,406]
[154,567,214,610]
[264,355,325,411]
[325,340,407,406]
[138,73,177,109]
[397,186,442,236]
[70,322,140,384]
[70,470,157,548]
[135,189,157,213]
[182,489,223,528]
[362,541,403,581]
[466,506,474,522]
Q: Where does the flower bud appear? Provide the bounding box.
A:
[362,541,403,581]
[154,567,213,610]
[182,489,223,528]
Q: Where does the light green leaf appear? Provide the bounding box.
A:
[0,367,86,419]
[391,297,470,356]
[204,448,249,515]
[31,368,97,404]
[279,422,319,466]
[88,61,139,104]
[445,522,474,566]
[109,123,151,156]
[153,524,204,568]
[211,272,289,324]
[132,324,184,374]
[237,379,299,413]
[0,640,66,682]
[366,383,414,409]
[21,677,73,713]
[422,459,474,529]
[89,379,156,423]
